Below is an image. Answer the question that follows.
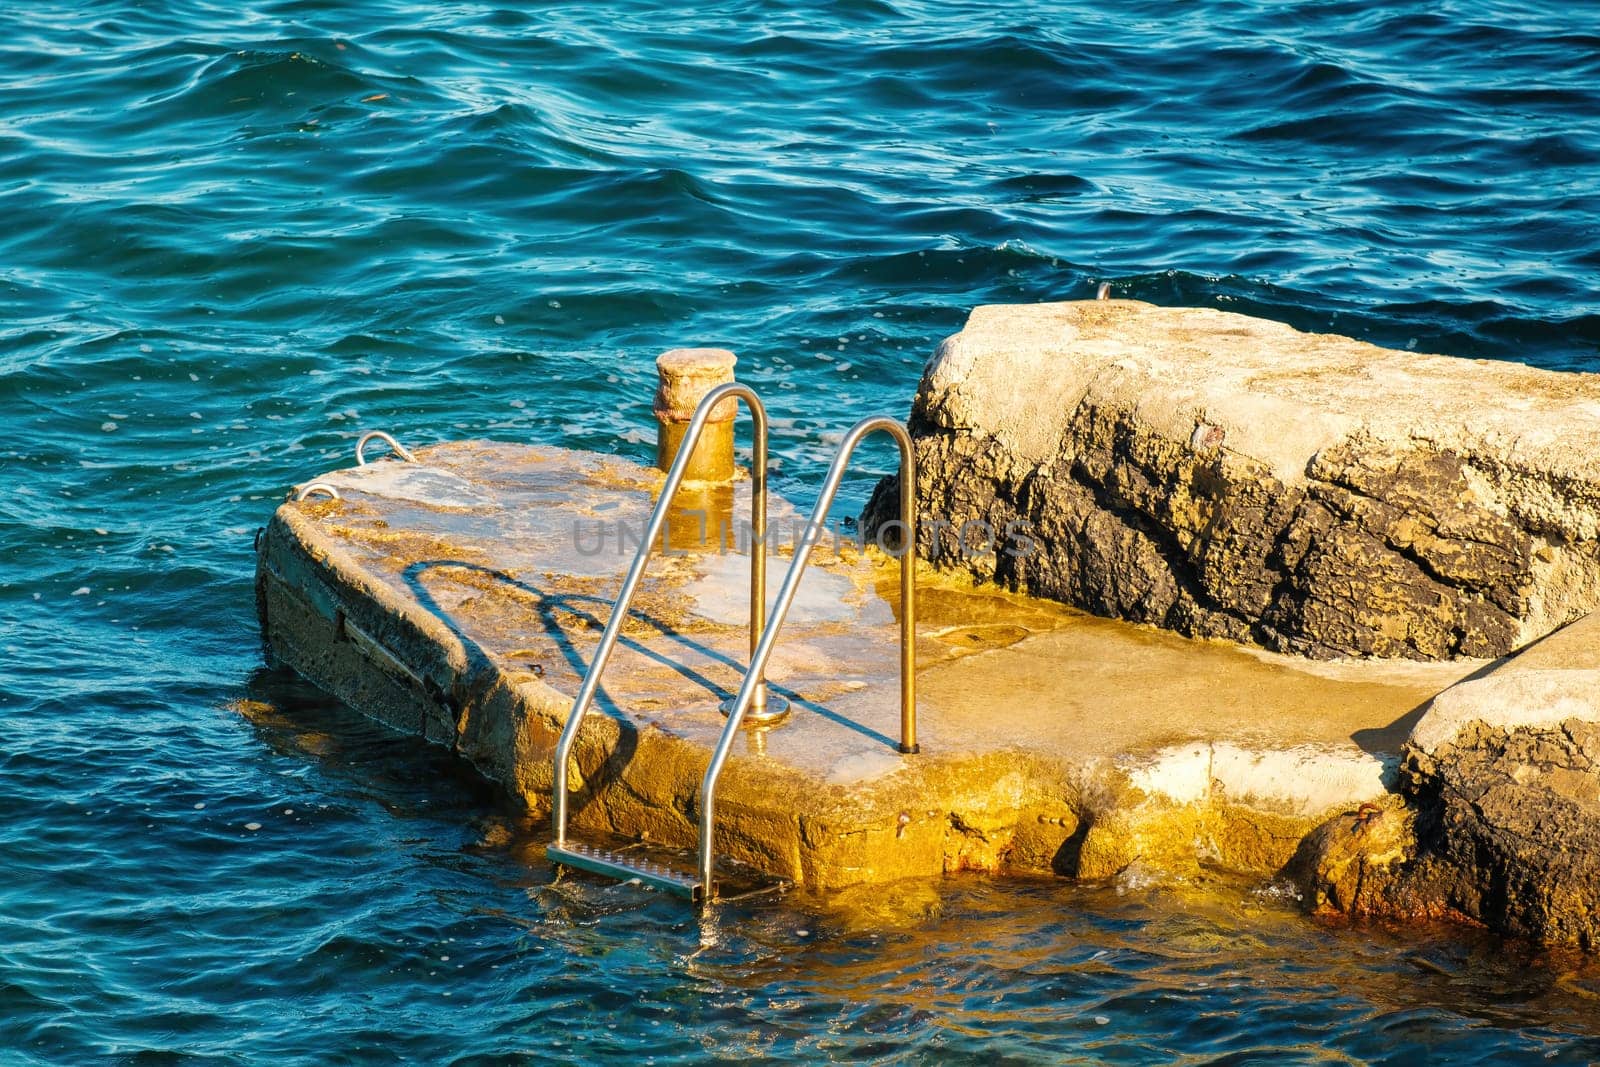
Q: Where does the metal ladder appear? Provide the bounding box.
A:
[546,389,919,905]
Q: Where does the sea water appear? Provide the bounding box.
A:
[4,1,1600,1061]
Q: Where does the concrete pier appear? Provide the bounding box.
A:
[249,306,1600,945]
[255,439,1478,891]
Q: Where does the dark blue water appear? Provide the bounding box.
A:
[6,0,1600,1061]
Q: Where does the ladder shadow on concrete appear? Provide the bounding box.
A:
[399,557,904,847]
[400,557,901,751]
[402,558,727,711]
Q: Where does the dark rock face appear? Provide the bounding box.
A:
[866,410,1538,660]
[1289,720,1600,949]
[1409,721,1600,947]
[861,300,1600,662]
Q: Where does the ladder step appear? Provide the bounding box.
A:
[547,841,705,902]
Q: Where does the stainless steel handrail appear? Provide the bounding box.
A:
[551,383,771,849]
[697,415,917,894]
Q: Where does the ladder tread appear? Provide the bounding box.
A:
[548,840,704,901]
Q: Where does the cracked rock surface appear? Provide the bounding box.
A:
[866,299,1600,660]
[1290,720,1600,949]
[1290,613,1600,947]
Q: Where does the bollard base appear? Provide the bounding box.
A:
[719,692,791,727]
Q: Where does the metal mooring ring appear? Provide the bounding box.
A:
[295,482,342,501]
[355,430,418,466]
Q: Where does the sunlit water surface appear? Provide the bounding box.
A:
[5,0,1600,1061]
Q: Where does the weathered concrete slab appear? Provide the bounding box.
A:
[257,440,1479,892]
[866,300,1600,661]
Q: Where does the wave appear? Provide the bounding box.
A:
[2,1,1600,1057]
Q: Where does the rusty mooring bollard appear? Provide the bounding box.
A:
[654,348,738,482]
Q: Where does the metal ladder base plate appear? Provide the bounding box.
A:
[548,841,705,902]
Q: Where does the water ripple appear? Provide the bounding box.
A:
[4,0,1600,1060]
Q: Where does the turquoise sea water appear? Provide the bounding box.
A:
[5,0,1600,1061]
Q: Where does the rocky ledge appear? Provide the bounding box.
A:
[1291,611,1600,949]
[856,299,1600,947]
[865,300,1600,661]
